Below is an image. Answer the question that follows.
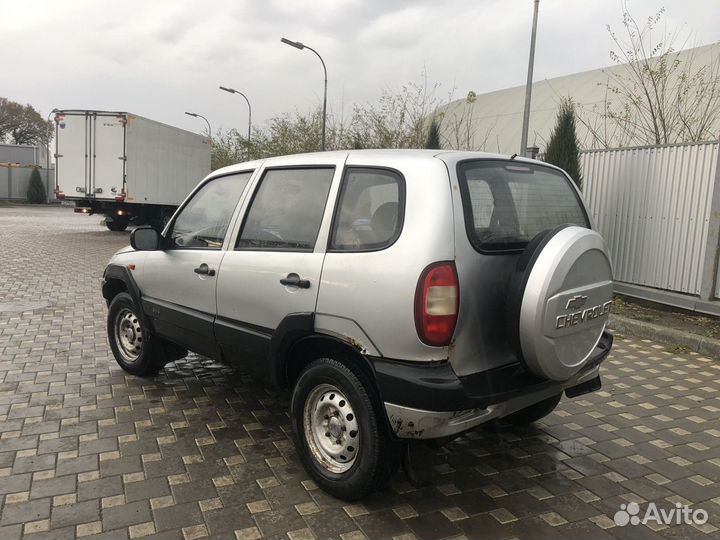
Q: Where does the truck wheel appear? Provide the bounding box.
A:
[106,218,129,232]
[502,393,562,426]
[147,212,171,231]
[159,211,172,231]
[107,292,170,376]
[291,358,393,500]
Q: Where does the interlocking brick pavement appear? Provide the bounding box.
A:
[1,204,720,539]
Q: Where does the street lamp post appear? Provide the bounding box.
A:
[219,86,252,158]
[46,108,58,196]
[184,111,211,138]
[281,37,327,151]
[520,0,540,157]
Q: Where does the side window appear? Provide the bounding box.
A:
[170,172,251,249]
[237,167,334,251]
[330,167,404,251]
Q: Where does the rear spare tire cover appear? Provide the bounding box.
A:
[513,225,613,381]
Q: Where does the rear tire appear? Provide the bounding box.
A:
[501,393,562,426]
[105,218,129,232]
[290,358,394,500]
[107,292,177,376]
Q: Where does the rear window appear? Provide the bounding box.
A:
[457,160,589,252]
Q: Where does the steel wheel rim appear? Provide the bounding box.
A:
[114,308,143,363]
[303,384,360,474]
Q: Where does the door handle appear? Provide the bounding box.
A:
[194,263,216,277]
[280,273,311,289]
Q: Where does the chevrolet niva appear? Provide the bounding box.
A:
[102,150,613,500]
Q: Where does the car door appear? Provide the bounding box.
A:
[56,112,90,197]
[92,113,126,200]
[141,171,254,358]
[215,160,343,376]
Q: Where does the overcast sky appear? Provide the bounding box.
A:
[1,0,717,136]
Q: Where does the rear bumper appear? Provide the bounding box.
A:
[374,331,612,439]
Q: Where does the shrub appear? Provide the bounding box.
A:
[425,118,441,149]
[26,167,47,203]
[544,99,583,190]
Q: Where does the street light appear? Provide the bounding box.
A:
[281,37,327,151]
[218,86,252,157]
[184,111,211,138]
[520,0,540,156]
[46,108,58,197]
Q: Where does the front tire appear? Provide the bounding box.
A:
[107,292,170,376]
[291,358,393,500]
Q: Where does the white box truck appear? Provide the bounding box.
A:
[54,110,211,230]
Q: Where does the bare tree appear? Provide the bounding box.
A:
[578,4,720,148]
[210,129,245,170]
[438,91,497,151]
[574,78,637,149]
[349,70,444,149]
[210,70,487,166]
[440,91,477,150]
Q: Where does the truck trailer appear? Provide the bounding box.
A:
[54,110,210,230]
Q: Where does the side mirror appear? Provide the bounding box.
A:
[130,226,161,251]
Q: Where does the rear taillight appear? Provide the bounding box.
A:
[414,262,459,347]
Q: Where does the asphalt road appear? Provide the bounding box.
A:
[1,205,719,540]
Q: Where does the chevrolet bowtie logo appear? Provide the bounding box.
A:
[566,295,588,310]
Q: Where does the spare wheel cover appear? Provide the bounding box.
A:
[519,226,613,381]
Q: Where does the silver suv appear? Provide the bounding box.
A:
[103,150,613,500]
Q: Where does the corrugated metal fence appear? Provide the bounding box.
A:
[0,164,55,202]
[581,141,720,302]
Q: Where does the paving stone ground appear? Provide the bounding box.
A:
[1,204,720,540]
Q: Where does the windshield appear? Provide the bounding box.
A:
[457,160,589,252]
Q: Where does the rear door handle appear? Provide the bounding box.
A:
[280,273,311,289]
[194,263,216,276]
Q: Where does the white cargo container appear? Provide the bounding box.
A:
[55,110,210,230]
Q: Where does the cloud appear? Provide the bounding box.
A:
[0,0,715,137]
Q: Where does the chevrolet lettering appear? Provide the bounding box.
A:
[556,300,612,329]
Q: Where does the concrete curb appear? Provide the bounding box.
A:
[608,314,720,358]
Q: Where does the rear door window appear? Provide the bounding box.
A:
[330,167,404,251]
[457,160,588,252]
[236,167,334,251]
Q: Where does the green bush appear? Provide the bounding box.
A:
[425,118,441,149]
[544,98,583,190]
[26,167,47,203]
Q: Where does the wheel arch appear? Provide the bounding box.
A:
[102,277,127,305]
[102,264,149,329]
[280,332,379,395]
